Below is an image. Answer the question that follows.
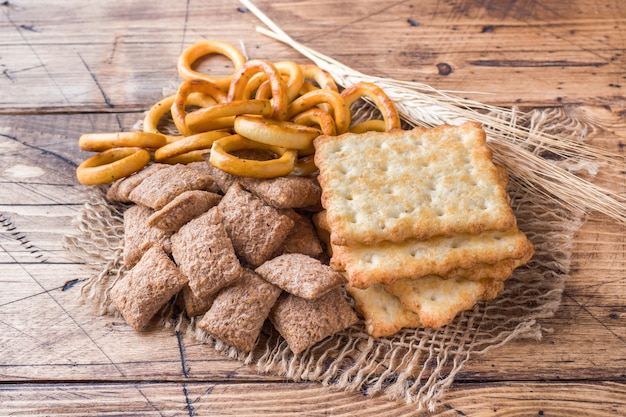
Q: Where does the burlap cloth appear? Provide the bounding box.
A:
[63,104,596,412]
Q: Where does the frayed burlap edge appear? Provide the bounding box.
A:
[63,107,591,412]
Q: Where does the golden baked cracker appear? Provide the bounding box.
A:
[346,284,421,338]
[314,122,516,246]
[111,246,188,331]
[331,226,534,289]
[384,276,505,329]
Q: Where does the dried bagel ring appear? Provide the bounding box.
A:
[186,99,273,133]
[79,132,166,152]
[341,81,401,132]
[160,150,209,165]
[228,59,288,120]
[76,147,150,185]
[144,94,217,143]
[292,154,318,176]
[251,61,304,102]
[300,64,338,91]
[209,134,297,178]
[177,40,247,91]
[172,79,228,136]
[349,119,387,134]
[291,108,337,136]
[286,89,351,134]
[154,130,231,162]
[234,115,319,150]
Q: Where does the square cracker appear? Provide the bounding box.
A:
[346,283,421,338]
[331,226,534,289]
[383,275,505,329]
[314,121,516,245]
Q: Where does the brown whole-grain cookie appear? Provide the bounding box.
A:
[271,210,323,259]
[269,289,358,355]
[110,246,188,331]
[106,163,169,203]
[240,175,322,209]
[197,268,282,352]
[147,190,222,232]
[122,204,172,269]
[218,182,294,267]
[128,164,217,210]
[256,253,345,299]
[171,206,242,301]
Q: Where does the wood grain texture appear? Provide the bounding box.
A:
[1,0,625,415]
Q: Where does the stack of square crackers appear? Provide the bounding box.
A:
[313,121,534,338]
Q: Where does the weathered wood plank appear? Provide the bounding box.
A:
[1,381,625,416]
[1,0,624,112]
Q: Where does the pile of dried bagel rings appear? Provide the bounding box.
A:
[76,39,401,185]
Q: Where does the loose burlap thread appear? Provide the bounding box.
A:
[63,104,595,412]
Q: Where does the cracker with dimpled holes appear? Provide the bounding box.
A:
[110,246,188,331]
[313,122,516,246]
[198,268,282,352]
[171,206,242,302]
[330,226,534,289]
[383,275,505,329]
[346,283,421,338]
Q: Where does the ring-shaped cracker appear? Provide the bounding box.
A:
[79,132,166,152]
[341,81,401,132]
[209,134,297,178]
[291,108,337,136]
[300,64,338,91]
[177,40,247,91]
[234,115,320,150]
[173,79,228,136]
[154,130,231,162]
[76,147,150,185]
[228,59,288,120]
[286,89,351,134]
[160,150,209,165]
[144,94,218,143]
[349,119,387,134]
[186,99,273,133]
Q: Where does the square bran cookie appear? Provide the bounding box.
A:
[171,206,242,301]
[218,182,294,267]
[122,204,172,269]
[110,246,188,331]
[269,289,358,355]
[197,268,282,352]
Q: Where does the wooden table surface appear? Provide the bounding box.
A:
[1,0,625,415]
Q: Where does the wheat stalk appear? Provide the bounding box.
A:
[240,0,626,224]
